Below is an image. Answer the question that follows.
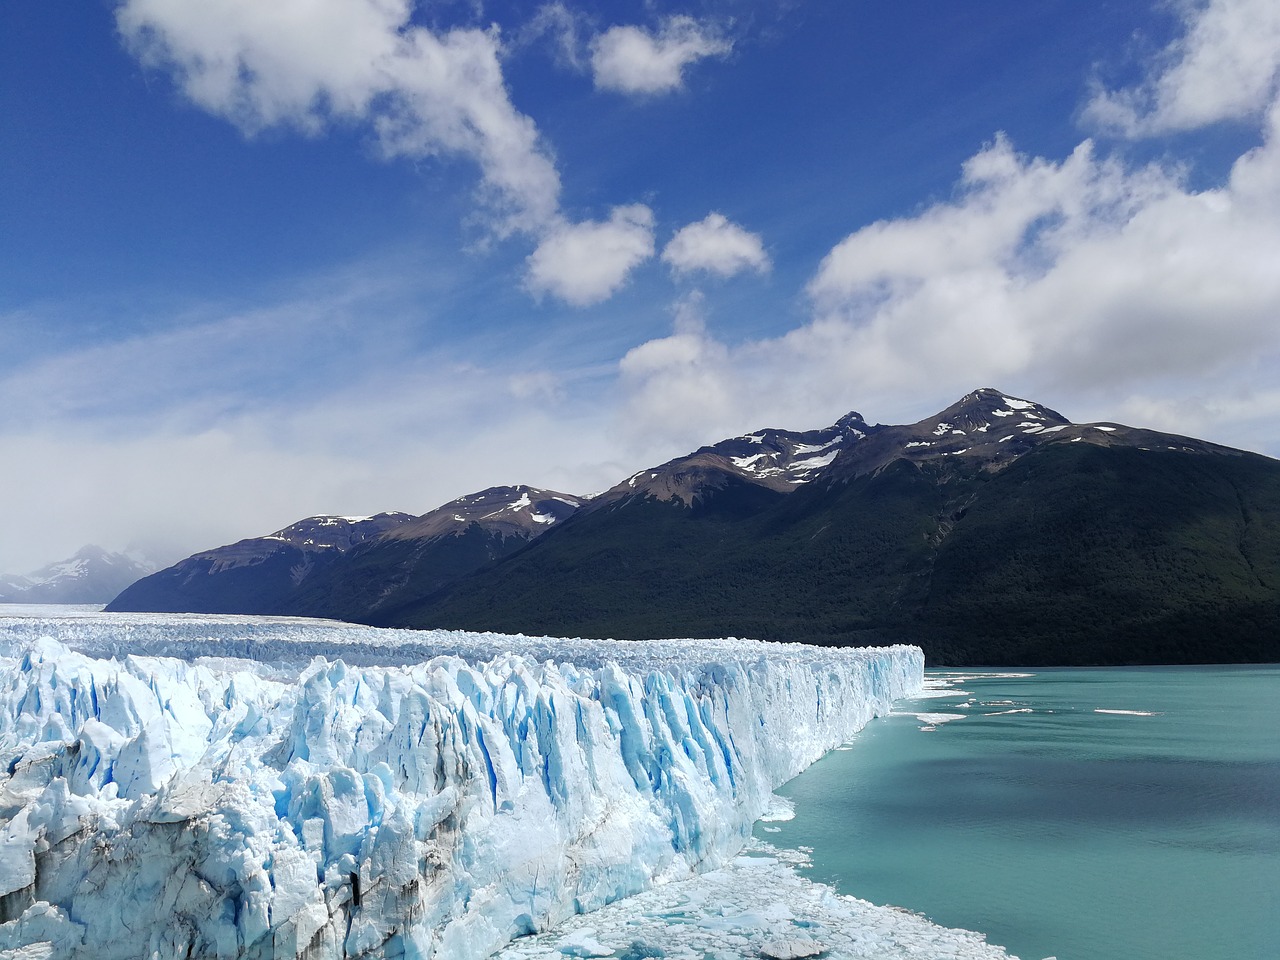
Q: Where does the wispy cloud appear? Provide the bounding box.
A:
[1084,0,1280,135]
[590,16,731,95]
[0,281,629,572]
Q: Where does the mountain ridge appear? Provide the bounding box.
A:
[105,389,1280,665]
[106,487,582,617]
[0,546,155,605]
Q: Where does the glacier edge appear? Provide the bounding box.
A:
[0,616,922,960]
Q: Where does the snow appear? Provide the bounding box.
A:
[790,437,842,456]
[487,492,534,517]
[904,441,931,449]
[731,446,837,480]
[0,611,923,960]
[1092,425,1117,432]
[28,560,89,585]
[529,512,556,524]
[1000,397,1035,410]
[788,451,839,472]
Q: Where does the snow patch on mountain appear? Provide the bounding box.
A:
[0,548,156,605]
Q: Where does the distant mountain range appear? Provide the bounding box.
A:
[0,546,155,605]
[108,487,583,617]
[106,389,1280,665]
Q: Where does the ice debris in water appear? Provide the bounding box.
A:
[0,612,927,960]
[496,841,1016,960]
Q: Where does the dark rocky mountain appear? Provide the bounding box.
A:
[107,513,417,614]
[107,487,582,617]
[0,545,156,605]
[594,415,858,507]
[105,389,1280,665]
[283,486,583,621]
[378,390,1280,666]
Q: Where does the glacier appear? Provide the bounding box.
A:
[0,611,925,960]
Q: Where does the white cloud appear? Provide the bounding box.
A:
[1085,0,1280,135]
[590,16,730,95]
[0,297,629,574]
[662,213,770,278]
[525,205,655,306]
[618,292,736,449]
[117,0,561,235]
[619,110,1280,457]
[508,370,564,403]
[519,2,587,71]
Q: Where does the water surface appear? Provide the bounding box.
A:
[758,666,1280,960]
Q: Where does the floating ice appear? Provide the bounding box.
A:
[494,841,1014,960]
[1093,709,1159,716]
[0,611,922,960]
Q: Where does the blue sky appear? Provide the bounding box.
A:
[2,0,1279,572]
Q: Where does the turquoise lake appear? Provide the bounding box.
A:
[756,666,1280,960]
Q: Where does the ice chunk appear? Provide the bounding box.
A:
[556,929,613,957]
[760,937,824,958]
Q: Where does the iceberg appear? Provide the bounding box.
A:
[0,612,922,959]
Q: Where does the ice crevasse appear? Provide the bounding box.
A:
[0,617,923,959]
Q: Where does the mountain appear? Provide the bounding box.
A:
[379,389,1280,666]
[104,389,1280,665]
[0,546,156,605]
[281,486,583,621]
[107,487,582,617]
[107,513,416,614]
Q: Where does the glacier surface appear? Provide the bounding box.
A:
[0,611,923,960]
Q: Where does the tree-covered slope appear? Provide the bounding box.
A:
[917,443,1280,664]
[385,444,1280,665]
[287,523,541,621]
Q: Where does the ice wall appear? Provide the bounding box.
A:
[0,615,922,959]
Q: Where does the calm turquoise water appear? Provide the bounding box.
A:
[756,666,1280,960]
